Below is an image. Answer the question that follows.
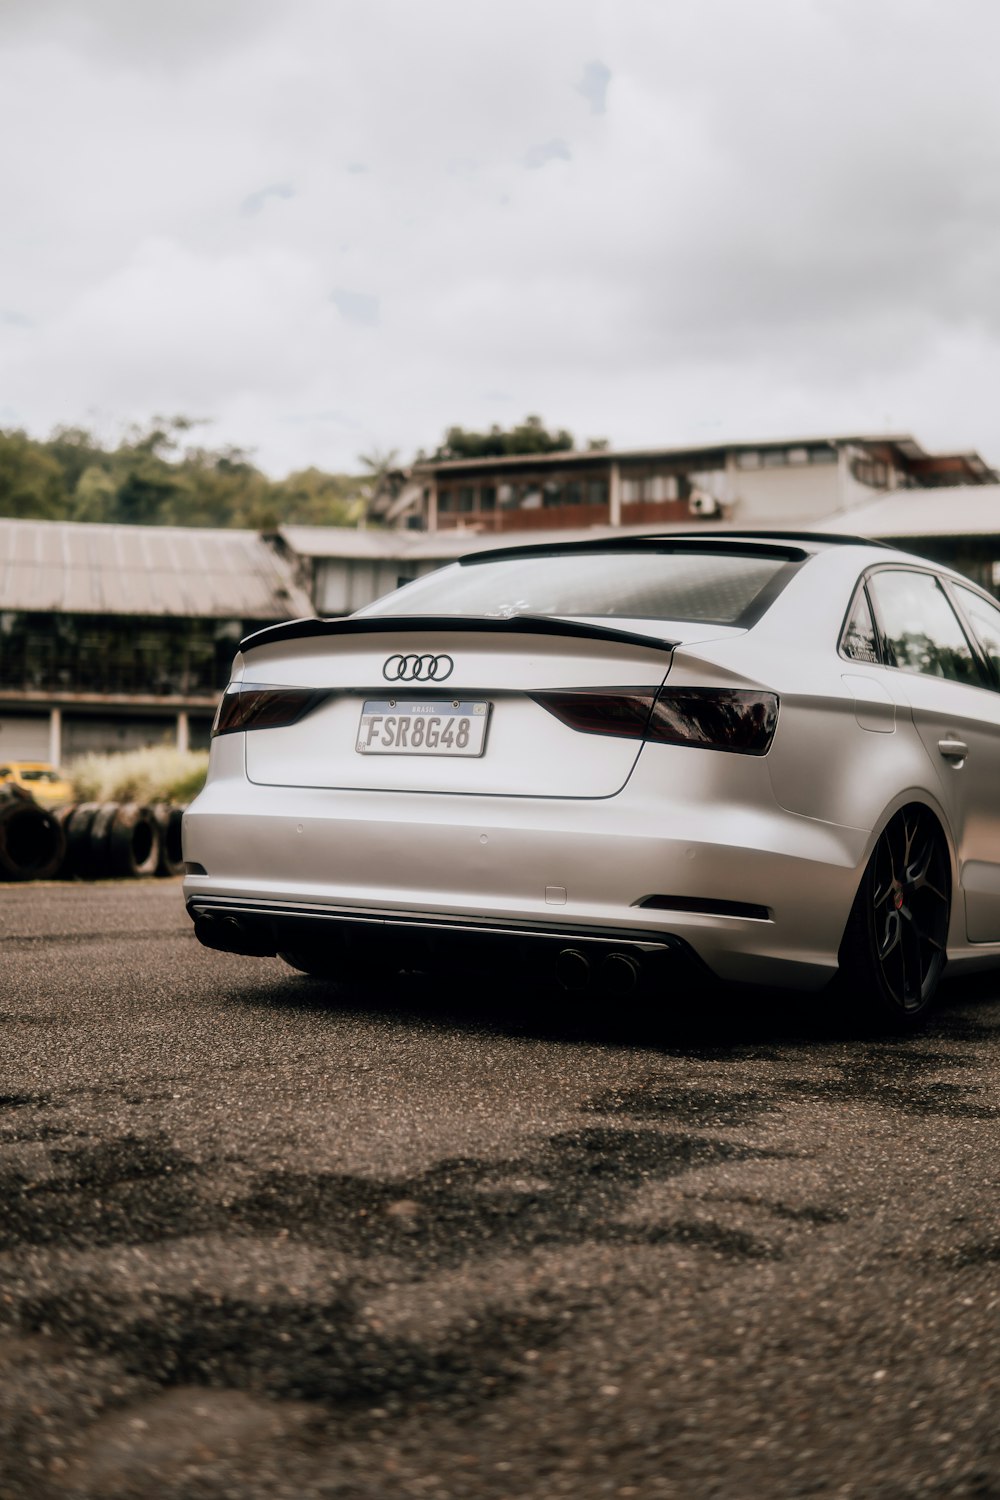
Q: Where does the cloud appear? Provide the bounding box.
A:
[0,238,343,437]
[0,0,278,68]
[330,289,380,328]
[522,139,572,170]
[240,183,295,216]
[577,60,611,115]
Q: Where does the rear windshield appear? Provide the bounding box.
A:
[361,549,797,626]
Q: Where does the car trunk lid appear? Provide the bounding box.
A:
[240,615,677,799]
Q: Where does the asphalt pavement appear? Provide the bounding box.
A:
[1,882,999,1500]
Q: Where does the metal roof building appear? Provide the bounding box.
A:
[0,518,311,765]
[0,518,311,618]
[807,485,1000,541]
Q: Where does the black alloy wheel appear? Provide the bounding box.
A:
[838,805,951,1026]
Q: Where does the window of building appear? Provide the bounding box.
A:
[480,486,496,512]
[438,488,455,513]
[641,474,678,502]
[458,486,476,513]
[851,457,890,489]
[736,450,761,469]
[787,447,809,465]
[587,480,609,506]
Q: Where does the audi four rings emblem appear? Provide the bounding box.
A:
[382,652,455,682]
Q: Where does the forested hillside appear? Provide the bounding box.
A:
[0,418,363,530]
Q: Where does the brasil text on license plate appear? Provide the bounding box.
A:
[356,700,490,757]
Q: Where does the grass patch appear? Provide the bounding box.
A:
[66,746,208,805]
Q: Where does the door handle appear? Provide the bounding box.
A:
[938,737,968,763]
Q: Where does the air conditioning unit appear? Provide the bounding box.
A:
[688,488,722,518]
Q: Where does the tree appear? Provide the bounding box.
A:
[0,416,365,531]
[46,426,106,494]
[71,465,117,523]
[113,467,181,526]
[432,415,576,461]
[271,467,364,529]
[0,430,66,519]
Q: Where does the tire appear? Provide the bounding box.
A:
[152,803,185,876]
[50,804,78,876]
[65,802,102,878]
[0,790,66,881]
[108,803,161,878]
[836,805,951,1028]
[86,802,121,880]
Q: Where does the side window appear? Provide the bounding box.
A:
[867,570,983,686]
[953,584,1000,684]
[840,586,879,663]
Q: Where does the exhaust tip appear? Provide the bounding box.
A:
[556,948,591,992]
[600,952,641,995]
[192,913,275,958]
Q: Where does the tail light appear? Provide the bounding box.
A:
[212,685,329,737]
[530,686,778,756]
[526,690,655,741]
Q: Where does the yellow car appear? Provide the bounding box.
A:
[0,762,74,806]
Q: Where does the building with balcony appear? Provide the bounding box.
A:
[371,433,995,535]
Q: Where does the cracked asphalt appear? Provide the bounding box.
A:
[1,881,999,1499]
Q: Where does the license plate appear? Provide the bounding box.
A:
[356,700,491,757]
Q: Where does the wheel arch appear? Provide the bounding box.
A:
[841,790,958,955]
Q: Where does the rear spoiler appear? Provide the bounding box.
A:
[240,613,678,656]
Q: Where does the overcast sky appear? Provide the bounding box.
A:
[3,0,1000,476]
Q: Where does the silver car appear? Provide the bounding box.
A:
[183,532,1000,1025]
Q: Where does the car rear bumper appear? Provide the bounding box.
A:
[186,895,707,997]
[182,740,872,991]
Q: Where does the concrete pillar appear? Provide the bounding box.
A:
[176,710,190,754]
[48,706,62,768]
[609,461,621,527]
[836,443,852,515]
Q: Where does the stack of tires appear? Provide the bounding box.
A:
[0,794,187,882]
